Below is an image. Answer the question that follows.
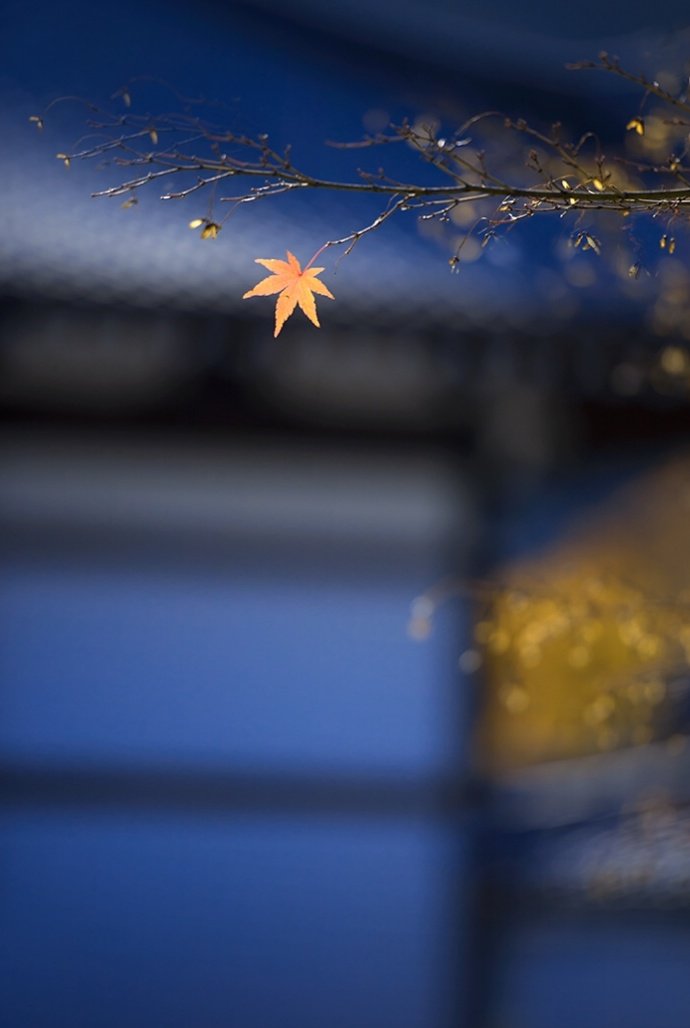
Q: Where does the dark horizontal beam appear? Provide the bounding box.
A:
[0,760,479,820]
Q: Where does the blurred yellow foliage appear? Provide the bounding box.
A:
[478,455,690,771]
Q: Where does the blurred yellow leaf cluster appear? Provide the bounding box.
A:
[478,456,690,771]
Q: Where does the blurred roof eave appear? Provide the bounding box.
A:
[225,0,690,97]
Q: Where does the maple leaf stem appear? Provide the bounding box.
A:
[321,195,414,260]
[304,244,328,271]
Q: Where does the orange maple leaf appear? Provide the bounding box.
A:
[242,251,335,337]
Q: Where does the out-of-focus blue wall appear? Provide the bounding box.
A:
[0,433,472,1028]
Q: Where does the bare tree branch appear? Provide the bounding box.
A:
[33,56,690,267]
